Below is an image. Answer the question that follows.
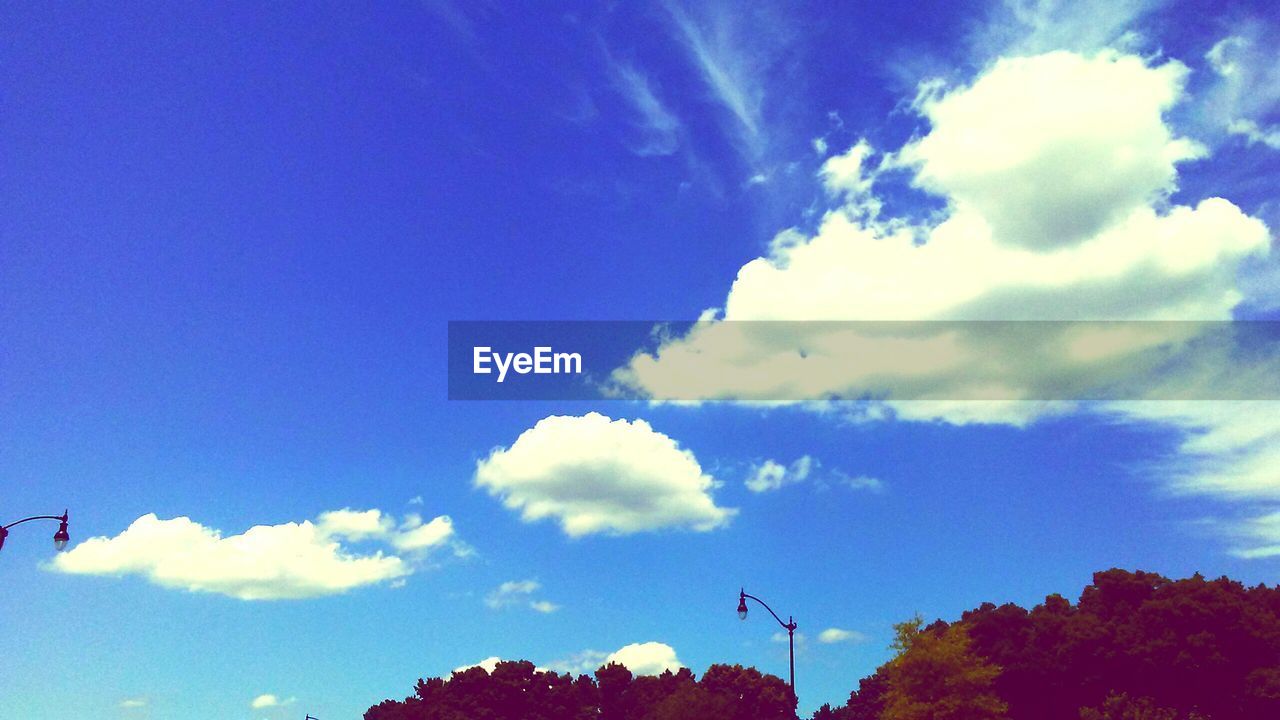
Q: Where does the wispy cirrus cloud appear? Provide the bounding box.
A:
[661,0,796,166]
[609,60,683,157]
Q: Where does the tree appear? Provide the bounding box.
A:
[1078,692,1200,720]
[879,615,1008,720]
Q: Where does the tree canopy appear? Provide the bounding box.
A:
[365,661,794,720]
[367,570,1280,720]
[827,569,1280,720]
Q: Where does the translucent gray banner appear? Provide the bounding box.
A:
[447,321,1280,401]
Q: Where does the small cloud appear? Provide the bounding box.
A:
[475,413,735,537]
[812,137,828,155]
[530,600,561,614]
[543,649,610,675]
[408,495,425,505]
[841,475,885,493]
[745,456,814,493]
[119,698,147,709]
[393,514,457,551]
[485,579,559,613]
[455,656,503,673]
[817,627,868,644]
[771,630,806,646]
[611,61,682,157]
[250,694,295,709]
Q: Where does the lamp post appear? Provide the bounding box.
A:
[738,588,797,708]
[0,511,70,554]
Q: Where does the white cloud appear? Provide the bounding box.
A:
[485,579,560,613]
[603,642,683,676]
[52,508,462,600]
[250,694,295,709]
[817,627,868,644]
[771,631,805,645]
[901,51,1203,250]
[1203,28,1280,150]
[842,475,884,493]
[745,456,814,493]
[610,44,1279,556]
[393,514,458,551]
[611,61,682,157]
[530,600,561,613]
[474,412,736,537]
[464,642,682,677]
[664,2,764,144]
[1227,119,1280,150]
[1229,510,1280,558]
[317,508,392,541]
[119,698,147,709]
[542,650,610,675]
[486,579,539,607]
[820,140,876,206]
[612,50,1270,406]
[971,0,1160,58]
[454,656,503,674]
[745,455,882,494]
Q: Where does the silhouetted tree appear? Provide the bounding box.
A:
[368,570,1280,720]
[878,615,1007,720]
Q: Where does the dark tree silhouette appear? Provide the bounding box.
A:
[821,569,1280,720]
[366,570,1280,720]
[366,659,794,720]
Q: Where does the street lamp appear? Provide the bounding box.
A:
[0,510,71,554]
[737,588,798,708]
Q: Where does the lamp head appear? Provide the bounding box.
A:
[0,526,7,552]
[737,590,748,620]
[52,512,69,552]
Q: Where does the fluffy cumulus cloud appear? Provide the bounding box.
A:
[460,642,682,677]
[714,54,1265,323]
[485,579,560,613]
[474,412,735,537]
[613,53,1269,406]
[902,52,1203,250]
[604,642,683,676]
[52,508,464,600]
[611,50,1271,402]
[611,46,1280,554]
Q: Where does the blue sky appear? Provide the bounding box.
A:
[3,1,1280,718]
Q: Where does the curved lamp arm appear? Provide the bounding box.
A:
[739,589,797,631]
[0,510,70,552]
